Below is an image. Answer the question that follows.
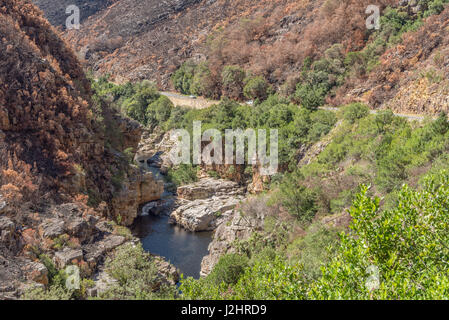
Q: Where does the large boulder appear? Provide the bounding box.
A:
[169,196,242,232]
[39,219,65,239]
[83,235,126,267]
[0,216,19,252]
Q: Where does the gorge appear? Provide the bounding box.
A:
[129,128,256,279]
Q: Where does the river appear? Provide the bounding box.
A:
[132,214,213,279]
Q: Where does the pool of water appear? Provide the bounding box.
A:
[132,214,213,279]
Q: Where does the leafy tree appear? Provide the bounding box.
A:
[171,61,196,94]
[146,95,174,128]
[243,76,269,101]
[122,81,159,123]
[343,103,370,124]
[221,65,246,100]
[294,83,327,110]
[191,62,217,98]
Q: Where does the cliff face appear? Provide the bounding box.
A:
[0,0,162,297]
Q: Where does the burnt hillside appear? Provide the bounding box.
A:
[32,0,112,27]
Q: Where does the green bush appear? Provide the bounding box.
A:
[423,0,449,17]
[191,62,217,98]
[286,224,339,280]
[100,243,176,300]
[243,76,269,101]
[167,164,198,186]
[343,103,370,123]
[374,109,395,133]
[21,285,72,300]
[208,253,249,286]
[146,95,174,128]
[277,171,318,224]
[171,61,196,94]
[122,81,160,124]
[311,173,449,299]
[294,83,327,110]
[222,65,246,100]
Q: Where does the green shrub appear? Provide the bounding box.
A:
[191,62,217,98]
[167,164,198,186]
[277,171,318,225]
[222,65,246,100]
[310,173,449,299]
[146,95,174,128]
[21,285,72,300]
[243,76,269,101]
[294,83,327,110]
[208,253,249,286]
[100,243,176,300]
[343,103,370,123]
[287,224,339,280]
[171,61,196,94]
[374,109,395,133]
[122,81,160,124]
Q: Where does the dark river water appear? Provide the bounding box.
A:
[132,214,213,279]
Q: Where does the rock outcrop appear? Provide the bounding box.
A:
[169,178,245,232]
[169,196,240,232]
[177,178,245,201]
[135,128,180,174]
[111,170,164,226]
[200,208,265,276]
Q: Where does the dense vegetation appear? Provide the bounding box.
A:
[181,170,449,299]
[23,243,175,300]
[91,77,337,172]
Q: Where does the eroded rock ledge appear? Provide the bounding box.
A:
[168,178,245,232]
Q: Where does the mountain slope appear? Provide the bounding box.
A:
[32,0,112,27]
[59,0,449,115]
[61,0,396,85]
[0,0,158,297]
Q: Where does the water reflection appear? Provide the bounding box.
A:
[132,214,213,279]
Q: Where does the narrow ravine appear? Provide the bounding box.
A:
[131,145,214,279]
[131,129,249,279]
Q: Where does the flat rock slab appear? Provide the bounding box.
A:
[39,219,65,239]
[83,235,126,265]
[177,178,245,201]
[54,248,83,268]
[170,196,243,232]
